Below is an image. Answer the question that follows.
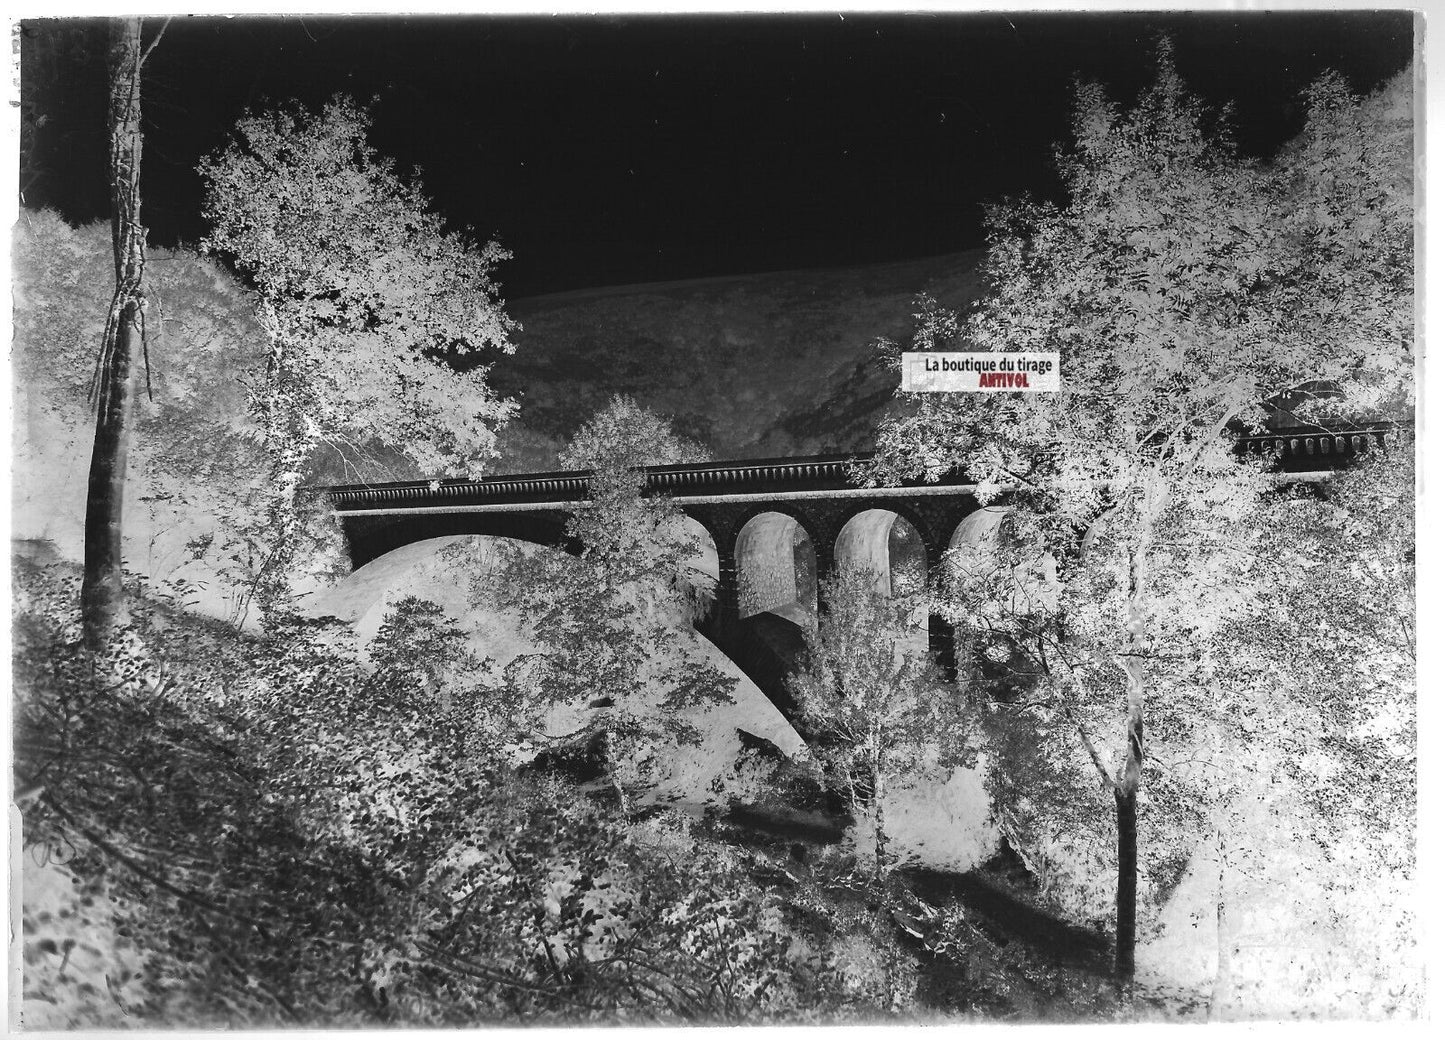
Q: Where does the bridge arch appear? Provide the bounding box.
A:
[673,513,719,580]
[948,505,1011,564]
[734,510,818,628]
[945,506,1059,693]
[947,505,1056,607]
[727,510,820,720]
[834,508,928,596]
[832,508,929,655]
[672,514,719,619]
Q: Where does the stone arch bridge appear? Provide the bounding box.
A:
[321,429,1379,718]
[325,453,980,713]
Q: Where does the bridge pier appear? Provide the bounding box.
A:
[928,613,958,683]
[697,548,814,722]
[702,550,741,648]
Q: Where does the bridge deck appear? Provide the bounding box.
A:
[321,426,1397,515]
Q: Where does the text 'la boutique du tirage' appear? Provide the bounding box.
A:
[900,352,1061,393]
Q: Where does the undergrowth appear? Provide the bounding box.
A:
[13,559,1131,1026]
[13,561,880,1026]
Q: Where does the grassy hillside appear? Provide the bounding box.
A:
[490,251,986,471]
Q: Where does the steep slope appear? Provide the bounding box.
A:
[10,209,305,624]
[489,250,986,470]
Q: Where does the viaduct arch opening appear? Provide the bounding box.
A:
[735,512,817,627]
[944,506,1058,695]
[833,508,930,656]
[730,511,818,720]
[674,514,720,622]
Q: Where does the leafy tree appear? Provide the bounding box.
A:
[1181,441,1416,1016]
[81,17,165,649]
[787,567,976,1011]
[869,45,1412,981]
[490,399,732,809]
[11,210,356,630]
[935,435,1416,1017]
[789,568,965,887]
[198,96,519,616]
[557,393,710,472]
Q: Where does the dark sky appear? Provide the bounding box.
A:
[19,11,1414,299]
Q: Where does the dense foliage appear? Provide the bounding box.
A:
[790,568,971,884]
[485,398,733,807]
[199,96,520,615]
[199,95,519,480]
[1182,443,1416,1015]
[870,44,1415,1010]
[785,568,984,1010]
[558,393,710,471]
[14,562,889,1026]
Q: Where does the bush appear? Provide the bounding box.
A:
[12,561,861,1025]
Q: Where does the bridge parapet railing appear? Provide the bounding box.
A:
[1235,422,1401,471]
[320,422,1405,511]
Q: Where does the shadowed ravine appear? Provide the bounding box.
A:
[525,714,1115,992]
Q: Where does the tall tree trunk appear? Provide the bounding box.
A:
[1209,828,1232,1019]
[871,760,906,1010]
[1114,781,1138,977]
[873,763,887,887]
[81,17,148,650]
[81,302,140,648]
[603,726,630,813]
[1114,529,1151,981]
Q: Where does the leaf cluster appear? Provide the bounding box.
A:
[791,569,972,820]
[199,95,519,482]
